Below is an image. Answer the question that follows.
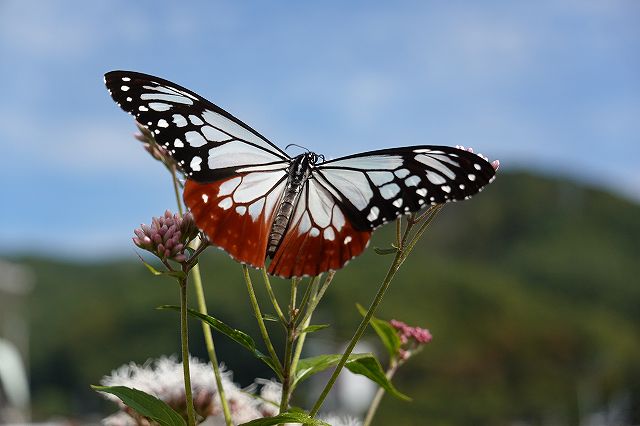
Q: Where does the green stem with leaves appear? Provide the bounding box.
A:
[309,207,441,417]
[179,276,196,426]
[243,265,284,378]
[170,165,233,426]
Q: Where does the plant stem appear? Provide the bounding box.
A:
[279,278,299,412]
[262,268,286,325]
[309,247,404,417]
[169,160,232,425]
[296,271,335,328]
[192,258,233,426]
[310,209,441,417]
[362,362,399,426]
[179,277,196,426]
[242,265,284,377]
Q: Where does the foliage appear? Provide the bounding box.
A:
[9,171,640,424]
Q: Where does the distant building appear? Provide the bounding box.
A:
[0,260,33,423]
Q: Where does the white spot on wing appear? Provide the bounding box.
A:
[185,131,207,147]
[121,85,130,91]
[416,188,427,197]
[218,197,232,210]
[468,174,476,181]
[248,198,265,221]
[174,138,184,148]
[332,205,345,231]
[189,115,204,125]
[157,119,169,128]
[310,227,320,237]
[202,194,209,203]
[344,236,352,244]
[394,168,410,178]
[367,206,379,222]
[368,171,395,186]
[138,106,148,112]
[441,185,451,193]
[236,206,247,215]
[323,228,335,241]
[190,156,202,171]
[218,177,242,196]
[405,175,420,187]
[380,183,400,200]
[172,114,188,127]
[149,102,171,112]
[393,198,403,208]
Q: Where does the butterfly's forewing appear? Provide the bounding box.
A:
[105,71,291,267]
[314,146,496,230]
[104,71,290,181]
[268,179,371,277]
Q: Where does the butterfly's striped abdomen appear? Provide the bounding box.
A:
[266,153,314,257]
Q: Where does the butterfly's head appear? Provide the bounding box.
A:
[308,152,324,164]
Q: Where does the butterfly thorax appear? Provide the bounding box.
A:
[266,152,319,258]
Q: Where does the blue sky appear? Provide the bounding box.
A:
[1,0,638,257]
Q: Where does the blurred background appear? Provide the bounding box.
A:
[1,0,638,424]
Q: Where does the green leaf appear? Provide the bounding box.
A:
[300,324,330,334]
[345,356,411,401]
[239,411,330,425]
[293,353,370,386]
[137,254,186,280]
[158,305,280,375]
[262,313,280,322]
[356,303,402,359]
[92,385,186,426]
[374,246,399,255]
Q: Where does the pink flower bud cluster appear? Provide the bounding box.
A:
[390,319,433,362]
[456,145,500,171]
[135,122,175,166]
[133,211,199,262]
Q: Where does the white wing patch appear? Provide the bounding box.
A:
[289,181,346,238]
[326,155,404,170]
[207,141,287,170]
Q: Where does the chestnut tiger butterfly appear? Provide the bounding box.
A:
[105,71,497,278]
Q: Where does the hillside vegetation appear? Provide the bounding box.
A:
[9,170,640,424]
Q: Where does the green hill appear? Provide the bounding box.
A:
[7,170,640,424]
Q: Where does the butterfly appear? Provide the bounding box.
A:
[105,71,497,278]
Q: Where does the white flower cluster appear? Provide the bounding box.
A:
[100,356,279,425]
[100,355,362,426]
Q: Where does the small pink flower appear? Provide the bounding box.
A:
[133,211,199,262]
[390,319,432,362]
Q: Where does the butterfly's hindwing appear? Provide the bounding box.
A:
[314,146,496,230]
[104,71,290,181]
[268,180,371,277]
[184,170,288,268]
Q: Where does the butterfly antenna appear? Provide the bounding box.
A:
[285,143,310,153]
